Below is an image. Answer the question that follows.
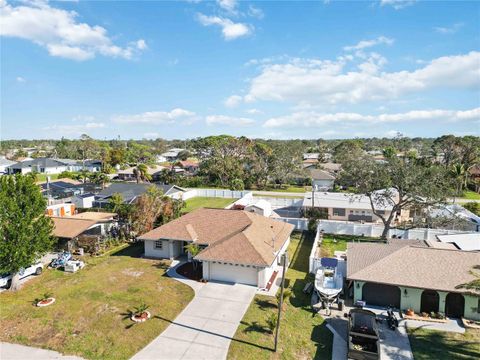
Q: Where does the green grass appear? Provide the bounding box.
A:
[35,173,60,182]
[0,243,194,360]
[319,234,383,258]
[227,232,333,360]
[408,328,480,360]
[182,196,237,213]
[461,191,480,200]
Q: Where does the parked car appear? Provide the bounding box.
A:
[0,261,44,289]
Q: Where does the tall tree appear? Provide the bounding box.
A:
[0,175,54,290]
[133,164,152,183]
[339,155,453,239]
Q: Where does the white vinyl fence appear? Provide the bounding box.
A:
[252,197,303,209]
[276,217,309,230]
[182,188,252,201]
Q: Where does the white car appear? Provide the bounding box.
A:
[0,261,44,289]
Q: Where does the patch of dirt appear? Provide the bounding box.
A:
[121,268,144,277]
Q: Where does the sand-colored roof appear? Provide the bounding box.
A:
[139,208,294,266]
[51,217,97,239]
[71,212,116,221]
[37,178,82,186]
[347,242,480,294]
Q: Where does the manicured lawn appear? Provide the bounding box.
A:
[461,191,480,200]
[227,232,333,360]
[35,173,60,182]
[408,328,480,360]
[182,196,237,213]
[0,243,194,360]
[319,234,383,257]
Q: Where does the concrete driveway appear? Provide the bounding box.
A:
[131,281,256,360]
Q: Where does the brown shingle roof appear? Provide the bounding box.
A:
[51,217,97,239]
[347,242,480,294]
[139,208,294,266]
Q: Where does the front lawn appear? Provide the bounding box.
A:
[0,243,194,360]
[408,328,480,360]
[461,191,480,200]
[319,234,383,257]
[227,232,333,359]
[182,196,237,213]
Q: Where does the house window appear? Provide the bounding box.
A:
[154,241,163,250]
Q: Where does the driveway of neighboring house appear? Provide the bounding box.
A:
[131,262,257,360]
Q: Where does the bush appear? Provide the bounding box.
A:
[265,313,277,334]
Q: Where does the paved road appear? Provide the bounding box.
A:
[131,280,256,360]
[0,343,83,360]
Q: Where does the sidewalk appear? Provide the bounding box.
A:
[0,343,83,360]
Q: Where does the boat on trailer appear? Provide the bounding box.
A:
[314,257,343,311]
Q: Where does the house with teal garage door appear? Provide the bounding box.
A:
[346,241,480,320]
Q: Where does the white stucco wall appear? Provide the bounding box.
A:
[144,240,170,258]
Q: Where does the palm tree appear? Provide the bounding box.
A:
[184,243,200,270]
[133,164,152,183]
[455,265,480,292]
[451,163,467,196]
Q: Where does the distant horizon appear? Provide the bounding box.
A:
[1,1,479,139]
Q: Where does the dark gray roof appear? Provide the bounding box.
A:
[9,157,68,169]
[96,183,184,203]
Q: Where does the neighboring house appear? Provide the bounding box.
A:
[161,148,185,162]
[303,153,320,160]
[0,156,16,175]
[39,178,86,199]
[71,193,96,209]
[347,241,480,320]
[178,160,199,174]
[46,203,76,217]
[94,182,186,207]
[309,168,335,191]
[428,204,480,232]
[302,159,319,169]
[51,212,117,250]
[244,199,279,218]
[116,165,166,181]
[6,157,102,175]
[433,233,480,251]
[319,162,342,175]
[302,191,410,223]
[139,208,294,288]
[156,155,167,163]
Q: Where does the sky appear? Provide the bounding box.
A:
[1,0,479,140]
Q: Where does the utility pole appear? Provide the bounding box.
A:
[274,251,288,352]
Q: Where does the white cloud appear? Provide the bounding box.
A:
[0,1,146,61]
[343,36,394,51]
[72,115,95,122]
[217,0,238,14]
[16,76,26,82]
[243,51,480,105]
[434,23,464,34]
[246,108,262,115]
[224,95,243,107]
[197,13,252,40]
[248,5,264,19]
[44,122,105,135]
[143,132,160,139]
[263,107,480,128]
[380,0,416,10]
[112,108,196,124]
[206,115,255,126]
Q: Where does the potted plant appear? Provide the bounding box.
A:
[405,308,414,316]
[36,292,55,307]
[420,312,429,318]
[130,303,151,323]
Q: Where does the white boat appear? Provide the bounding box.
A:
[314,259,343,300]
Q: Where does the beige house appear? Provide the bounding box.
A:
[139,208,294,288]
[347,241,480,320]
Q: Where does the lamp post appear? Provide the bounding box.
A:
[274,251,288,352]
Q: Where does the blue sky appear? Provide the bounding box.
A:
[1,0,479,140]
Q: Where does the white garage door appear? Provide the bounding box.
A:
[209,262,258,286]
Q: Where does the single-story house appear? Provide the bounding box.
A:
[302,159,319,169]
[71,193,96,209]
[0,156,16,175]
[39,178,87,199]
[46,203,76,217]
[6,158,102,175]
[178,160,199,174]
[303,191,410,223]
[51,211,117,250]
[303,153,320,160]
[428,204,480,232]
[347,241,480,320]
[309,169,335,191]
[433,233,480,251]
[93,182,186,207]
[139,208,294,288]
[319,162,342,174]
[116,165,166,182]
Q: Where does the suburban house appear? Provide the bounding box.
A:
[178,160,199,175]
[431,233,480,251]
[303,191,410,223]
[303,153,320,160]
[302,158,319,169]
[71,193,96,209]
[0,156,16,175]
[5,157,102,175]
[319,162,342,175]
[139,208,294,288]
[39,178,87,199]
[161,148,185,162]
[429,204,480,232]
[93,182,186,207]
[309,168,336,191]
[46,203,76,217]
[51,212,117,250]
[116,165,166,182]
[347,241,480,320]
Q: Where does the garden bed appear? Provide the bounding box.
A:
[462,317,480,329]
[176,261,203,281]
[403,313,448,323]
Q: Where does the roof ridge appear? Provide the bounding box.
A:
[348,245,407,279]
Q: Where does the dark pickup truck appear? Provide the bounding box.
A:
[347,309,381,360]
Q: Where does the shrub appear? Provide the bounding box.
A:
[266,313,277,333]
